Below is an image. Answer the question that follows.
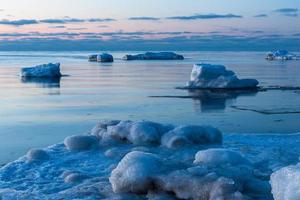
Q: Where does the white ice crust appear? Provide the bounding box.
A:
[270,163,300,200]
[20,63,62,77]
[1,120,299,200]
[186,63,259,89]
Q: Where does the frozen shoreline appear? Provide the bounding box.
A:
[0,120,300,199]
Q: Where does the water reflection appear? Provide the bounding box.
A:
[21,76,61,95]
[188,89,258,112]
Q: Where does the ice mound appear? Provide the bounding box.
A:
[266,50,298,61]
[64,135,99,151]
[186,63,259,89]
[194,148,251,166]
[158,169,244,200]
[88,53,114,62]
[26,149,49,162]
[123,52,184,60]
[20,63,62,77]
[270,163,300,200]
[109,151,162,194]
[91,120,174,145]
[161,125,222,148]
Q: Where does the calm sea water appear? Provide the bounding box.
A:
[0,51,300,164]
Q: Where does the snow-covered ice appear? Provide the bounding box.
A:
[20,63,62,77]
[123,52,184,60]
[186,63,259,89]
[265,50,299,61]
[1,120,300,199]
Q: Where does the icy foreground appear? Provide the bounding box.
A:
[20,63,62,77]
[123,52,184,60]
[1,121,300,199]
[186,63,259,89]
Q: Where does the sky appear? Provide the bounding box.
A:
[0,0,300,50]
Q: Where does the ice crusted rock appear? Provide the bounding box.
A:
[64,135,99,151]
[123,52,184,60]
[109,151,162,194]
[270,163,300,200]
[64,173,89,183]
[161,125,222,148]
[92,120,173,145]
[20,63,62,77]
[158,169,244,200]
[88,53,114,62]
[186,63,259,89]
[26,149,49,162]
[266,50,298,61]
[194,148,251,166]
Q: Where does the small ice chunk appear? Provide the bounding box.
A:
[194,148,251,166]
[123,52,184,60]
[64,173,89,183]
[89,53,114,62]
[26,149,49,162]
[266,50,298,61]
[161,125,222,148]
[64,135,99,151]
[109,151,162,194]
[270,163,300,200]
[20,63,62,77]
[186,63,259,89]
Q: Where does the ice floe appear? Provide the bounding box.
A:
[88,53,114,62]
[1,120,300,199]
[186,63,259,89]
[265,50,299,61]
[20,63,62,77]
[123,52,184,60]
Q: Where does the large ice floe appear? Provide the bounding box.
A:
[88,53,114,62]
[265,50,299,61]
[123,52,184,60]
[186,63,259,89]
[20,63,62,77]
[1,120,300,199]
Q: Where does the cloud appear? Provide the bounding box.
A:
[88,18,115,22]
[0,18,116,26]
[166,13,242,20]
[254,14,268,18]
[0,19,38,26]
[50,25,66,29]
[274,8,298,17]
[128,17,160,21]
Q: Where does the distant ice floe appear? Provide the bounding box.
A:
[123,52,184,60]
[270,163,300,200]
[20,63,62,77]
[265,50,299,61]
[88,53,114,62]
[1,120,300,199]
[186,63,259,89]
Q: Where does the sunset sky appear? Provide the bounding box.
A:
[0,0,300,50]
